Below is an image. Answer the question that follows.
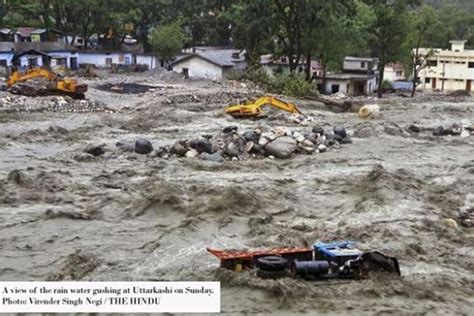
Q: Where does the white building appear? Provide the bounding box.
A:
[172,48,246,80]
[260,54,307,77]
[384,63,406,82]
[135,54,159,69]
[0,42,79,69]
[313,56,379,95]
[417,40,474,92]
[78,51,134,67]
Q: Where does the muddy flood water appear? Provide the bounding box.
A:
[1,73,473,315]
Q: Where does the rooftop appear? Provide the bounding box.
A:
[344,56,378,62]
[260,54,306,66]
[15,27,36,37]
[321,72,376,80]
[174,49,245,67]
[0,42,77,53]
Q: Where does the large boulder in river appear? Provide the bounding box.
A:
[264,136,297,159]
[83,143,105,156]
[134,138,154,154]
[200,151,224,162]
[190,138,214,154]
[170,140,188,157]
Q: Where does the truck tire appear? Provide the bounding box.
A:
[256,268,288,279]
[256,256,288,271]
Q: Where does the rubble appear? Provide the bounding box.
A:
[432,123,471,137]
[0,94,109,113]
[163,125,353,161]
[97,83,152,94]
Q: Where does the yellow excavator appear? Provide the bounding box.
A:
[7,68,88,99]
[225,95,303,118]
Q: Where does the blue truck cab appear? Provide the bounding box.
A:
[314,241,363,266]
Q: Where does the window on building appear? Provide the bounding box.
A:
[361,62,366,68]
[182,68,189,79]
[28,58,38,67]
[469,62,474,68]
[425,77,430,84]
[56,58,67,66]
[105,58,113,66]
[125,56,131,65]
[427,60,437,67]
[0,59,7,67]
[396,71,403,76]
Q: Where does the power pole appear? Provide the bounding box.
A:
[441,61,445,92]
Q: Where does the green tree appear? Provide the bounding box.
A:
[406,5,440,97]
[272,0,307,73]
[434,4,474,48]
[226,0,275,71]
[149,21,187,66]
[364,0,421,97]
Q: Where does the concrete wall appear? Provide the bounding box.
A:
[384,66,405,82]
[173,57,223,80]
[18,55,44,67]
[417,45,474,91]
[0,52,14,67]
[48,51,78,69]
[343,59,377,72]
[344,60,369,72]
[136,54,159,69]
[313,79,349,94]
[314,77,378,96]
[78,52,133,67]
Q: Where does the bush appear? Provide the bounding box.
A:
[382,80,393,91]
[239,68,314,97]
[269,73,313,97]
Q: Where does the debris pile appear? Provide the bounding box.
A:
[7,77,50,97]
[432,123,471,137]
[162,125,352,161]
[48,96,109,113]
[0,95,110,113]
[96,83,152,94]
[143,67,185,81]
[163,91,258,105]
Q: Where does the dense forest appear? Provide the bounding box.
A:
[1,0,473,96]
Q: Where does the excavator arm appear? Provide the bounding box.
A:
[7,67,87,99]
[225,95,303,118]
[7,68,57,87]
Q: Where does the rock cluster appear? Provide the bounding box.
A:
[0,95,110,113]
[165,125,352,161]
[432,123,471,137]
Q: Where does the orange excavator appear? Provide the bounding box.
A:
[225,95,303,118]
[7,68,88,99]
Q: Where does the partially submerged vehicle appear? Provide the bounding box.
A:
[208,240,400,280]
[225,95,302,118]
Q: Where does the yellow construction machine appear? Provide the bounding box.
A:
[7,68,88,99]
[225,95,303,118]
